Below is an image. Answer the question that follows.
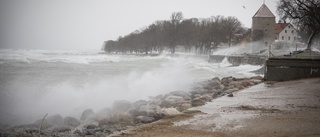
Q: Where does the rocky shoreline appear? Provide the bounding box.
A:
[0,76,263,137]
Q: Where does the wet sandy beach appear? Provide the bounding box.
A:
[119,78,320,137]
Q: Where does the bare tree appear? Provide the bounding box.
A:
[223,16,243,47]
[277,0,320,50]
[102,12,246,55]
[168,12,183,54]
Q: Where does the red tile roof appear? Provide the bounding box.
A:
[275,23,289,35]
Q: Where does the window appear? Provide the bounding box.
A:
[292,30,294,34]
[289,25,291,28]
[275,36,278,40]
[282,36,284,40]
[288,36,291,40]
[285,30,287,33]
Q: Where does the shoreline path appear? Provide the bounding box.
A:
[119,78,320,137]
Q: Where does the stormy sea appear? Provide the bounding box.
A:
[0,49,261,125]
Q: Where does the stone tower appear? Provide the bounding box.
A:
[252,4,275,46]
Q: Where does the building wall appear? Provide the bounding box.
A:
[252,17,275,45]
[277,24,297,44]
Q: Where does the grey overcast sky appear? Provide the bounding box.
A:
[0,0,278,51]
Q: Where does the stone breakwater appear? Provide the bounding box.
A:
[0,76,263,137]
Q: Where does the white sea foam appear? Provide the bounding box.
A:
[0,49,120,64]
[0,49,263,125]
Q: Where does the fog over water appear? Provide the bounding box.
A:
[0,49,261,125]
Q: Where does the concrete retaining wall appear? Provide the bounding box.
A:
[209,55,266,66]
[265,58,320,81]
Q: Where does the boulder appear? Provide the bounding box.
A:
[46,114,64,127]
[135,116,155,123]
[212,91,222,98]
[191,99,205,107]
[83,122,99,129]
[252,79,262,84]
[85,107,112,124]
[210,77,222,89]
[161,95,191,111]
[80,109,94,122]
[161,95,185,108]
[161,108,182,116]
[164,91,191,100]
[148,98,162,107]
[177,103,192,111]
[63,116,80,128]
[138,104,162,117]
[133,100,148,109]
[241,80,251,87]
[34,119,51,130]
[211,77,220,82]
[221,76,234,85]
[229,81,244,90]
[227,93,234,97]
[197,94,213,102]
[250,75,264,80]
[224,88,238,94]
[113,100,133,113]
[52,126,72,132]
[108,112,133,124]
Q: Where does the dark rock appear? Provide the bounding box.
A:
[252,79,262,84]
[241,80,251,87]
[34,119,52,130]
[210,77,222,89]
[164,91,191,100]
[82,128,96,135]
[161,95,184,108]
[227,94,234,97]
[197,95,213,102]
[224,88,238,94]
[46,114,64,127]
[52,126,72,132]
[191,99,205,107]
[133,100,148,109]
[211,77,220,82]
[113,100,133,113]
[221,76,234,85]
[212,91,222,98]
[14,124,37,129]
[80,109,94,122]
[84,123,98,129]
[63,116,80,128]
[108,112,133,124]
[135,116,155,123]
[138,105,161,117]
[128,109,140,117]
[161,95,191,111]
[229,81,244,89]
[250,75,264,80]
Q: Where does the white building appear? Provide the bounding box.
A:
[275,23,298,44]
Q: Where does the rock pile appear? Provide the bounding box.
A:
[0,76,263,136]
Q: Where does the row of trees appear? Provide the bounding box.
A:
[103,12,246,54]
[103,0,320,54]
